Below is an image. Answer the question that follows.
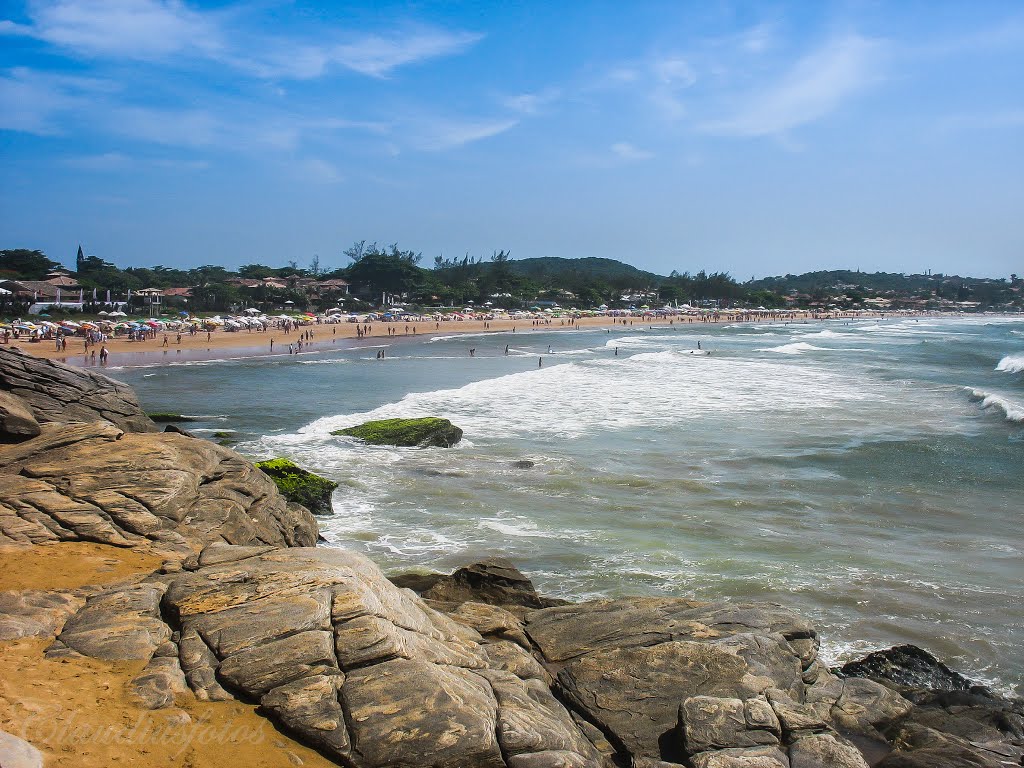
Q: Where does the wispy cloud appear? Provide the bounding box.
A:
[700,34,884,138]
[2,1,482,79]
[610,142,653,161]
[2,0,222,59]
[412,117,518,151]
[503,88,561,115]
[330,29,483,78]
[0,66,113,134]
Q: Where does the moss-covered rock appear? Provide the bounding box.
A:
[332,417,463,448]
[147,412,196,422]
[255,458,338,515]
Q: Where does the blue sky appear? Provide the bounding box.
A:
[1,1,1021,278]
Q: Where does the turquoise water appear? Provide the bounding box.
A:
[111,316,1024,695]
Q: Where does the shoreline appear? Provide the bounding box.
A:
[1,310,961,368]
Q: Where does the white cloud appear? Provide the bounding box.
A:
[653,57,696,87]
[3,1,481,79]
[503,88,561,115]
[11,0,222,59]
[701,34,883,137]
[0,67,112,134]
[330,29,483,78]
[610,142,653,161]
[413,117,518,151]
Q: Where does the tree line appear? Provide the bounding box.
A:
[2,245,1019,313]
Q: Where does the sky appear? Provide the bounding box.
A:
[1,0,1022,279]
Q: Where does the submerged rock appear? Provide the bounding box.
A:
[333,417,463,447]
[256,458,338,515]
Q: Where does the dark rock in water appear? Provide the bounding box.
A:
[511,459,535,469]
[836,644,982,693]
[837,646,1024,768]
[163,423,196,438]
[0,391,41,442]
[396,558,568,609]
[255,458,338,515]
[333,417,463,447]
[0,347,157,433]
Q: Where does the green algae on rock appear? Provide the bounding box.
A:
[147,412,196,422]
[332,417,463,448]
[255,458,338,515]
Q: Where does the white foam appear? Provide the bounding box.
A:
[277,349,913,451]
[967,388,1024,423]
[797,329,864,340]
[478,517,562,538]
[995,353,1024,374]
[757,342,830,355]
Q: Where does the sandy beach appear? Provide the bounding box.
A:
[8,311,829,367]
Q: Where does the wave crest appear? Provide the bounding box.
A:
[967,388,1024,423]
[996,353,1024,374]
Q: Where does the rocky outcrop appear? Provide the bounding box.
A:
[255,457,338,515]
[392,557,568,609]
[0,347,156,434]
[0,392,41,442]
[521,597,904,765]
[0,422,317,554]
[836,644,982,693]
[160,545,604,767]
[333,417,464,447]
[838,645,1024,768]
[4,543,1023,768]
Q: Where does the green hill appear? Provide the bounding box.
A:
[508,257,663,286]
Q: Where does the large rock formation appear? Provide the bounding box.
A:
[0,423,317,553]
[0,350,318,554]
[0,347,156,434]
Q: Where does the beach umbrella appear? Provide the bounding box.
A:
[97,310,109,316]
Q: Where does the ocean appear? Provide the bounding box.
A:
[111,315,1024,696]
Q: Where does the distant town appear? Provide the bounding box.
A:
[1,244,1020,317]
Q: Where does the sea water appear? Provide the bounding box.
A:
[112,316,1024,695]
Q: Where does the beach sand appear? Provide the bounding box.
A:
[0,542,339,768]
[6,312,817,367]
